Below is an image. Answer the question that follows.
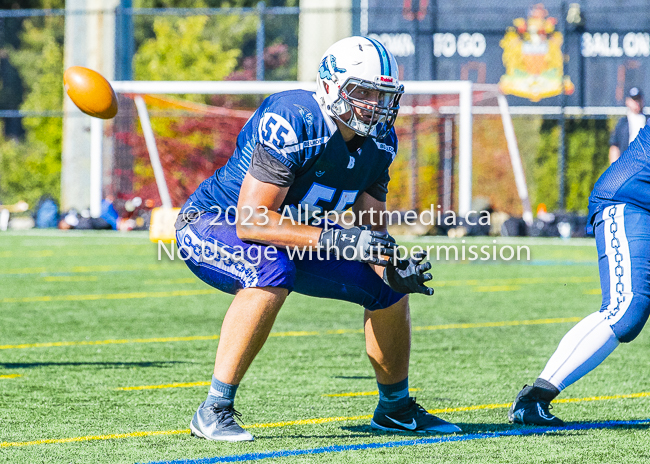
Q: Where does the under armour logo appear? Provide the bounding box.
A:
[340,233,355,243]
[347,156,355,169]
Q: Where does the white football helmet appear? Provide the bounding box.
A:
[315,36,404,140]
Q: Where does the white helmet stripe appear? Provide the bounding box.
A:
[365,36,391,76]
[315,36,403,140]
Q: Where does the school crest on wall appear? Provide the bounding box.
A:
[498,4,574,102]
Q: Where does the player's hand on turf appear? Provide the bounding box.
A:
[318,225,396,265]
[383,251,434,295]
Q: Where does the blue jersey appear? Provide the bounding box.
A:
[589,125,650,225]
[187,89,397,222]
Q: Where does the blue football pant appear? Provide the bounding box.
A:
[176,212,404,311]
[539,203,650,391]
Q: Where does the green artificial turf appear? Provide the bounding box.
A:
[1,231,649,463]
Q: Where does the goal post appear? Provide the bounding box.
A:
[403,80,473,217]
[90,80,477,219]
[91,80,534,230]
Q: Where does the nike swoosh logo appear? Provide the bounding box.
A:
[537,403,554,421]
[386,416,417,430]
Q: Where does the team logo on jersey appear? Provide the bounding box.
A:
[294,104,314,128]
[347,156,355,169]
[319,55,347,81]
[315,171,325,177]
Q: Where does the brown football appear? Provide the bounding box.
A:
[63,66,118,119]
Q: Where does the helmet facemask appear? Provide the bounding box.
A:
[331,77,404,140]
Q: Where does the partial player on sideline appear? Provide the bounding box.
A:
[509,126,650,426]
[175,36,459,442]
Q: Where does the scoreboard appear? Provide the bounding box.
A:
[359,0,650,107]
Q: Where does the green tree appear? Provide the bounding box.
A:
[564,119,610,211]
[0,9,64,207]
[133,15,242,82]
[532,118,610,213]
[128,8,259,203]
[532,119,560,211]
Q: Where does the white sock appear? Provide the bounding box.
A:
[539,311,620,391]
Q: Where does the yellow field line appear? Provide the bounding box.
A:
[247,415,373,429]
[427,403,511,414]
[0,249,152,259]
[250,402,513,428]
[2,270,599,287]
[1,289,218,304]
[323,388,419,397]
[0,374,21,379]
[325,328,364,335]
[3,391,649,448]
[117,385,420,395]
[0,250,55,258]
[0,264,165,276]
[473,285,521,293]
[412,317,582,332]
[268,331,321,337]
[0,334,220,350]
[143,278,197,285]
[0,429,190,448]
[42,276,98,282]
[437,276,597,287]
[117,381,211,391]
[554,391,650,404]
[0,317,582,351]
[2,276,599,304]
[0,267,47,275]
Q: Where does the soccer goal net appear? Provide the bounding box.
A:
[90,80,531,227]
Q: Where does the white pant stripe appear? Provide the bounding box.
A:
[176,225,260,287]
[602,204,633,324]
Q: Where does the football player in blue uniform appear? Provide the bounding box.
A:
[175,36,460,441]
[509,126,650,426]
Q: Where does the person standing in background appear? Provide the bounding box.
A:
[609,87,647,164]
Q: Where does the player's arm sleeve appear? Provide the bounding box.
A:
[365,167,390,202]
[248,143,295,187]
[256,103,306,171]
[365,130,397,202]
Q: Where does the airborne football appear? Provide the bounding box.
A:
[63,66,118,119]
[4,1,650,463]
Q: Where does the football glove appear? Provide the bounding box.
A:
[383,251,434,296]
[318,225,395,266]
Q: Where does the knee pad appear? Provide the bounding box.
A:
[605,295,650,343]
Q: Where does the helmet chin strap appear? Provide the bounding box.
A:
[348,117,372,136]
[332,98,374,138]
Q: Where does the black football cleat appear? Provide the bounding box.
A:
[508,385,565,427]
[371,397,462,434]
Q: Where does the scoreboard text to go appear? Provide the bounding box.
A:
[433,33,487,58]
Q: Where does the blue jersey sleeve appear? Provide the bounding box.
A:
[366,129,398,202]
[256,97,311,173]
